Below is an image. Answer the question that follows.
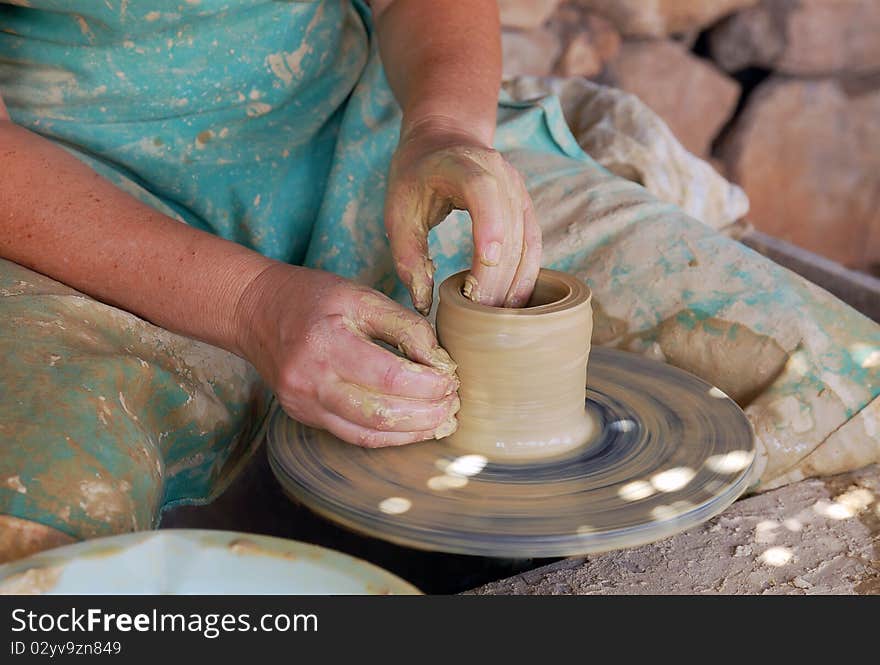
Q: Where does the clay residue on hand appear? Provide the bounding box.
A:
[352,293,457,376]
[433,416,458,440]
[423,345,457,375]
[357,391,404,429]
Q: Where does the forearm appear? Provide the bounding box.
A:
[372,0,502,145]
[0,119,278,355]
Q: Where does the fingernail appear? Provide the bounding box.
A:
[411,282,431,313]
[434,417,458,440]
[462,274,478,301]
[429,343,456,369]
[481,241,502,267]
[443,375,460,396]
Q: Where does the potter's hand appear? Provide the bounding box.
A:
[385,122,542,314]
[236,264,460,447]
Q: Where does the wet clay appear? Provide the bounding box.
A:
[436,269,595,461]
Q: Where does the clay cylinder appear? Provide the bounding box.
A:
[436,269,594,462]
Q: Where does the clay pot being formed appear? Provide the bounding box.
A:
[436,269,594,462]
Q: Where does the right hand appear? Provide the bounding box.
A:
[385,121,542,315]
[235,263,460,447]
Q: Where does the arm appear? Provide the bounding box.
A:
[372,0,501,147]
[0,113,272,355]
[0,94,457,446]
[372,0,541,312]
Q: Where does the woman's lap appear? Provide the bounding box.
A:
[0,260,271,541]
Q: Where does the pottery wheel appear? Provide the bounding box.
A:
[268,347,756,558]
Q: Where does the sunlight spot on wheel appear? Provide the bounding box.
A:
[445,454,488,478]
[618,480,654,501]
[651,467,695,492]
[706,450,754,474]
[427,474,468,491]
[379,497,412,515]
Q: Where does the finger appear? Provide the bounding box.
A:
[319,380,459,433]
[332,328,457,399]
[384,184,436,316]
[504,191,543,307]
[353,291,457,374]
[321,410,458,448]
[458,162,523,307]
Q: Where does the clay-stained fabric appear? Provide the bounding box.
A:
[0,260,271,539]
[501,76,750,232]
[0,0,368,265]
[0,1,876,544]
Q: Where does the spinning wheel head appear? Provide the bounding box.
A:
[268,347,756,558]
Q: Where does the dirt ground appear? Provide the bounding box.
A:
[468,464,880,594]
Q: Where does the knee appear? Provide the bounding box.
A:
[0,515,77,564]
[0,430,164,553]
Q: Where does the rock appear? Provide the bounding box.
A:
[720,77,880,271]
[554,13,621,78]
[557,33,604,78]
[501,28,561,78]
[709,3,785,72]
[672,28,702,50]
[605,40,740,156]
[711,0,880,75]
[574,0,759,37]
[498,0,562,30]
[708,157,729,179]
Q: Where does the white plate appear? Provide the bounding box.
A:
[0,529,420,595]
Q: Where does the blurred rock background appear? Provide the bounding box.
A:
[499,0,880,277]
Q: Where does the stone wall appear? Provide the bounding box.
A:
[500,0,880,276]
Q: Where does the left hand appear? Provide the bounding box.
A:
[384,121,541,315]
